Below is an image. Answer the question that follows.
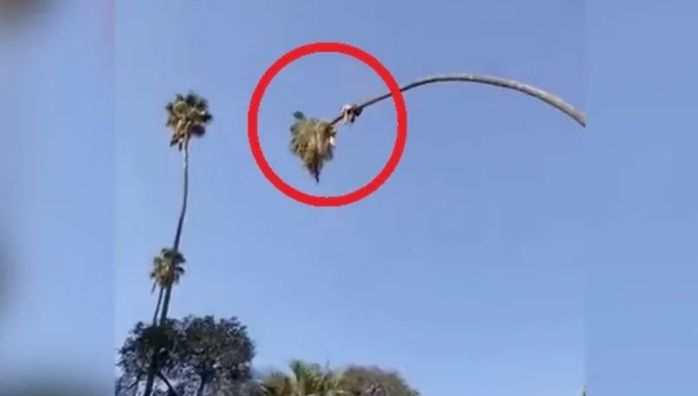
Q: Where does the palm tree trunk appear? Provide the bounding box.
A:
[158,137,189,325]
[152,286,164,324]
[329,73,586,127]
[172,139,189,252]
[143,138,190,396]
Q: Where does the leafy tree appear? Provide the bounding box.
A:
[339,366,419,396]
[117,320,181,395]
[118,315,253,396]
[142,92,213,396]
[169,316,255,396]
[290,73,586,181]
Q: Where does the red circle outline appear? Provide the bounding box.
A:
[247,42,407,207]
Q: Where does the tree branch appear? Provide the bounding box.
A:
[156,370,179,396]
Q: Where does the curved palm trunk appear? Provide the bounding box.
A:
[143,139,190,396]
[158,137,189,325]
[330,73,586,127]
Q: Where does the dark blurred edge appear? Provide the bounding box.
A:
[0,0,54,25]
[0,238,13,319]
[1,1,115,395]
[0,378,103,396]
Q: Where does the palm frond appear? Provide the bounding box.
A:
[149,248,186,289]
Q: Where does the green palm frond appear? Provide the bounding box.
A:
[261,360,349,396]
[149,248,186,291]
[263,372,294,396]
[289,114,337,183]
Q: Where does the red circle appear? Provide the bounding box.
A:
[247,42,408,207]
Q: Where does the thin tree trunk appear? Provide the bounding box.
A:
[330,73,586,127]
[172,138,189,252]
[158,137,189,325]
[143,138,191,396]
[152,286,164,324]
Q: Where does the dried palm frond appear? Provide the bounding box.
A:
[289,111,337,183]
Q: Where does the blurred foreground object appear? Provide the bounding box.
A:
[0,240,11,319]
[0,378,103,396]
[0,0,53,28]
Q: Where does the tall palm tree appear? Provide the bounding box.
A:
[262,360,349,396]
[290,72,586,182]
[142,92,213,396]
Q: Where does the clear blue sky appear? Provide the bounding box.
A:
[586,1,698,395]
[2,1,586,395]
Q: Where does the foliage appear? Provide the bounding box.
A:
[165,92,214,150]
[289,111,337,183]
[150,248,186,292]
[339,366,419,396]
[117,315,255,396]
[117,317,422,396]
[261,360,348,396]
[118,319,181,390]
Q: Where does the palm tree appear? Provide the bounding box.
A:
[262,360,349,396]
[142,92,213,396]
[149,248,185,324]
[290,72,586,182]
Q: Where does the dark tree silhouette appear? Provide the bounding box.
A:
[118,315,255,396]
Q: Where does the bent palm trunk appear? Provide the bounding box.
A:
[330,73,586,127]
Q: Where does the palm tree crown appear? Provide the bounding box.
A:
[262,360,348,396]
[149,248,186,293]
[165,92,213,150]
[289,111,337,183]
